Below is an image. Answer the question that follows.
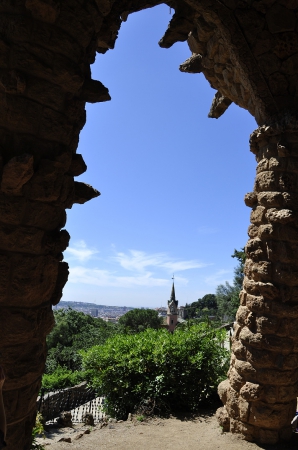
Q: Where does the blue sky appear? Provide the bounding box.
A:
[62,4,257,308]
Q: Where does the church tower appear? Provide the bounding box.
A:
[167,279,178,332]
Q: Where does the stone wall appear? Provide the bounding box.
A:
[1,0,298,448]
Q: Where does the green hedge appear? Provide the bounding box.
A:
[42,366,86,391]
[82,323,229,419]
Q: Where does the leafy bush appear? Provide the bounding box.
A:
[82,323,229,419]
[31,412,45,450]
[42,366,86,391]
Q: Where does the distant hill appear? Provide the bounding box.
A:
[58,301,134,310]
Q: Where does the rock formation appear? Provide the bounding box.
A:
[1,0,298,448]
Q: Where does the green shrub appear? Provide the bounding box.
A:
[82,323,229,419]
[42,366,86,391]
[31,412,45,450]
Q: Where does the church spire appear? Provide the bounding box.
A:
[170,282,176,302]
[168,275,178,307]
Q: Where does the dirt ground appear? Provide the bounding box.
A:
[38,407,298,450]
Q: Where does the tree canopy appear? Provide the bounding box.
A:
[118,308,163,334]
[45,308,118,374]
[215,248,246,321]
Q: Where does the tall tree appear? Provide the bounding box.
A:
[216,248,245,321]
[118,308,163,333]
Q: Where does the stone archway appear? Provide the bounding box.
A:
[1,1,298,448]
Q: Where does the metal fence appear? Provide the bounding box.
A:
[37,383,104,423]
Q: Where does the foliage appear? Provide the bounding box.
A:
[31,412,45,450]
[42,366,86,391]
[185,294,218,319]
[45,308,118,373]
[118,308,163,334]
[216,248,246,321]
[82,323,229,419]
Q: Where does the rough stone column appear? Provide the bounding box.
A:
[217,118,298,444]
[0,2,108,448]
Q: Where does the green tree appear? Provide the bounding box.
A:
[216,248,246,321]
[185,294,217,319]
[118,308,163,334]
[45,308,117,374]
[82,323,229,419]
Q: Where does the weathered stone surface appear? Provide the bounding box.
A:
[208,91,232,119]
[216,407,230,432]
[25,0,60,23]
[73,181,100,204]
[179,54,203,73]
[79,79,111,103]
[1,154,34,195]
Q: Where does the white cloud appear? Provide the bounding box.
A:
[205,269,233,287]
[65,240,98,262]
[113,249,206,273]
[69,266,169,288]
[66,246,207,289]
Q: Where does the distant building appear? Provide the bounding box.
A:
[156,307,167,317]
[178,305,187,320]
[90,309,98,317]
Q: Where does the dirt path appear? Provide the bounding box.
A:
[38,409,298,450]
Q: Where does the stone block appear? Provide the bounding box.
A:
[0,305,54,348]
[216,407,230,432]
[232,339,247,361]
[0,224,44,254]
[4,378,41,424]
[9,254,58,306]
[6,406,36,450]
[23,159,65,202]
[230,419,256,441]
[250,206,266,224]
[229,367,245,391]
[259,428,279,444]
[51,261,69,305]
[25,0,60,23]
[244,192,257,207]
[218,379,229,404]
[243,279,278,300]
[25,77,65,111]
[278,384,298,403]
[23,202,66,231]
[226,386,240,419]
[239,397,250,422]
[73,181,100,204]
[257,191,285,208]
[254,171,276,192]
[2,340,47,391]
[1,154,34,195]
[0,254,9,300]
[0,194,26,225]
[179,54,203,74]
[234,358,256,378]
[11,44,84,94]
[80,79,111,103]
[249,402,292,429]
[67,154,87,177]
[256,315,278,334]
[240,382,262,402]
